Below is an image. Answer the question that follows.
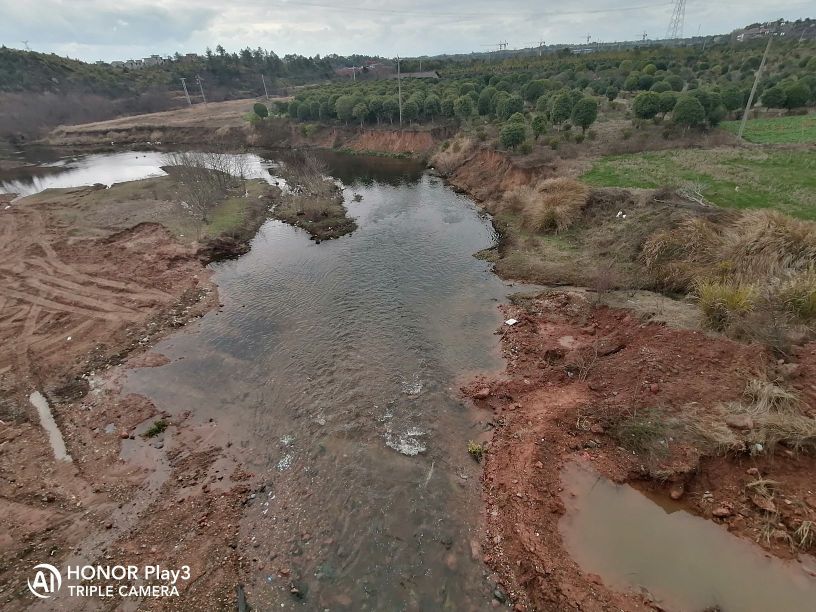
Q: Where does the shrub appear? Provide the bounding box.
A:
[514,177,590,233]
[571,97,598,133]
[632,91,661,119]
[144,419,168,438]
[672,95,706,128]
[761,85,787,109]
[696,279,756,331]
[253,102,268,119]
[500,122,526,149]
[467,440,485,462]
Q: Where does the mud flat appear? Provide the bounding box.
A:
[0,154,279,609]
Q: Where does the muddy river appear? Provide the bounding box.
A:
[7,150,814,610]
[3,150,516,608]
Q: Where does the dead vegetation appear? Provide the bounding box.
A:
[643,210,816,344]
[502,178,590,234]
[271,152,356,240]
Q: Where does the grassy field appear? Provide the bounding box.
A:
[582,148,816,220]
[720,114,816,144]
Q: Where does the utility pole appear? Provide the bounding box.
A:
[396,56,403,127]
[586,33,591,45]
[196,75,207,104]
[419,59,422,72]
[738,34,772,140]
[180,78,192,105]
[261,74,269,100]
[538,40,545,56]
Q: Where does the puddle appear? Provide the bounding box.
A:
[560,461,816,611]
[29,391,72,463]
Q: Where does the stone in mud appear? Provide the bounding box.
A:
[669,483,685,500]
[750,493,777,513]
[493,587,507,603]
[474,387,491,400]
[725,413,754,430]
[712,506,733,518]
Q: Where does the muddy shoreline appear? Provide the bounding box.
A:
[434,146,816,608]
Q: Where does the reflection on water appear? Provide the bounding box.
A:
[0,150,282,197]
[560,461,816,611]
[121,152,511,608]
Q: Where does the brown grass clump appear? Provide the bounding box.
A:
[641,209,816,339]
[510,177,590,234]
[431,137,475,175]
[687,379,816,455]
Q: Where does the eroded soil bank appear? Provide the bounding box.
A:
[439,143,816,609]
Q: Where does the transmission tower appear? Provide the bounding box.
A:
[665,0,686,41]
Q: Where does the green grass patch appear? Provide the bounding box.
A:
[721,114,816,144]
[582,148,816,220]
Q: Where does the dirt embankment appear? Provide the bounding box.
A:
[44,98,446,158]
[0,179,275,609]
[438,142,816,609]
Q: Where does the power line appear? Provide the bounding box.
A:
[271,1,672,19]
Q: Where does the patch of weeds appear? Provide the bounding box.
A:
[795,520,815,551]
[467,440,485,462]
[611,407,669,458]
[144,419,168,438]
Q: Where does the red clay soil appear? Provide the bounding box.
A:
[463,290,816,611]
[0,198,260,609]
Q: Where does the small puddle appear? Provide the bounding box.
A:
[560,461,816,611]
[29,391,72,462]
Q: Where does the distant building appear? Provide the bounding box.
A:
[142,54,166,67]
[182,53,199,62]
[110,61,125,68]
[123,59,144,69]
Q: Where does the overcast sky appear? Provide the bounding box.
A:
[1,0,813,62]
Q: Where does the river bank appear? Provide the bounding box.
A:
[431,139,816,609]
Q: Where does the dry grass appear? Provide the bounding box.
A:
[641,210,816,339]
[694,279,756,331]
[431,136,476,175]
[686,379,816,455]
[502,177,590,234]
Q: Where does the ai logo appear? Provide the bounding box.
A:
[27,563,62,599]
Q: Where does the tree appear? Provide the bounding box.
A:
[783,83,809,109]
[550,92,573,124]
[383,96,399,124]
[571,97,598,133]
[657,91,678,116]
[477,86,497,115]
[352,102,368,127]
[525,79,548,102]
[288,100,300,119]
[632,91,660,120]
[605,86,619,102]
[672,95,706,129]
[253,102,268,119]
[665,74,684,91]
[403,99,419,123]
[423,94,441,119]
[335,95,356,124]
[440,96,455,117]
[761,85,787,109]
[453,95,474,119]
[721,87,744,112]
[508,112,526,124]
[531,114,547,140]
[650,81,671,93]
[500,122,526,150]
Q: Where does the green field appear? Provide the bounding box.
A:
[582,148,816,220]
[720,114,816,144]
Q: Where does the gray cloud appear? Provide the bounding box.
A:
[1,0,812,61]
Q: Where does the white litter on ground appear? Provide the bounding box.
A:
[505,318,518,326]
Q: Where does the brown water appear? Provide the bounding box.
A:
[118,151,514,609]
[560,461,816,611]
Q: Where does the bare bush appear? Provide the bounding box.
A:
[510,177,590,234]
[162,151,249,231]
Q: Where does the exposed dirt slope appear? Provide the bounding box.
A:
[465,291,815,610]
